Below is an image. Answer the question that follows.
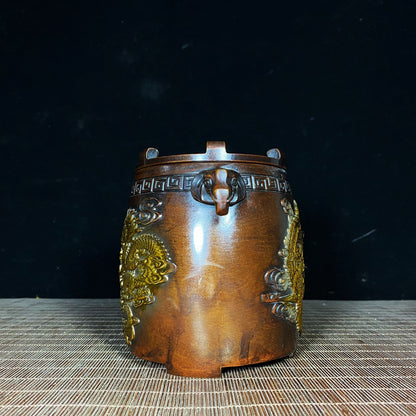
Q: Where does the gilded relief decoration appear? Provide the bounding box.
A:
[119,198,175,345]
[261,198,305,332]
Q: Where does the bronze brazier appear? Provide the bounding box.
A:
[119,141,305,377]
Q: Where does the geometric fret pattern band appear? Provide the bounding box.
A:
[131,172,291,196]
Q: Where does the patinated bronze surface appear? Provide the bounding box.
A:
[119,141,305,377]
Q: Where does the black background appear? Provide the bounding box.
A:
[1,1,415,299]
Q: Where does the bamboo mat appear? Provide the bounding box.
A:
[0,299,415,416]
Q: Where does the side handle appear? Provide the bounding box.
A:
[191,168,246,216]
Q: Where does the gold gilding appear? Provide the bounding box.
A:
[261,198,305,332]
[119,202,175,345]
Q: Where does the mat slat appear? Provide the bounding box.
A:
[0,299,415,416]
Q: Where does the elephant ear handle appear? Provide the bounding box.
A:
[191,168,246,216]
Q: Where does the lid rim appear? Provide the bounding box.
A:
[136,155,286,170]
[137,141,286,170]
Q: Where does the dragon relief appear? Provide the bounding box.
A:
[119,198,176,345]
[261,198,305,332]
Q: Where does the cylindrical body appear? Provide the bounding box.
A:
[119,142,305,377]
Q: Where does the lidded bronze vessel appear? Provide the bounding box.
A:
[119,141,305,377]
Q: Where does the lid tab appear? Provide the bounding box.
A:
[205,141,227,159]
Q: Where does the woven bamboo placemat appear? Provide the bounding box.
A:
[0,299,415,415]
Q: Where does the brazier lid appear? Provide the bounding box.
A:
[137,141,286,170]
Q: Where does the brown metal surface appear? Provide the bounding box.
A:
[119,141,305,377]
